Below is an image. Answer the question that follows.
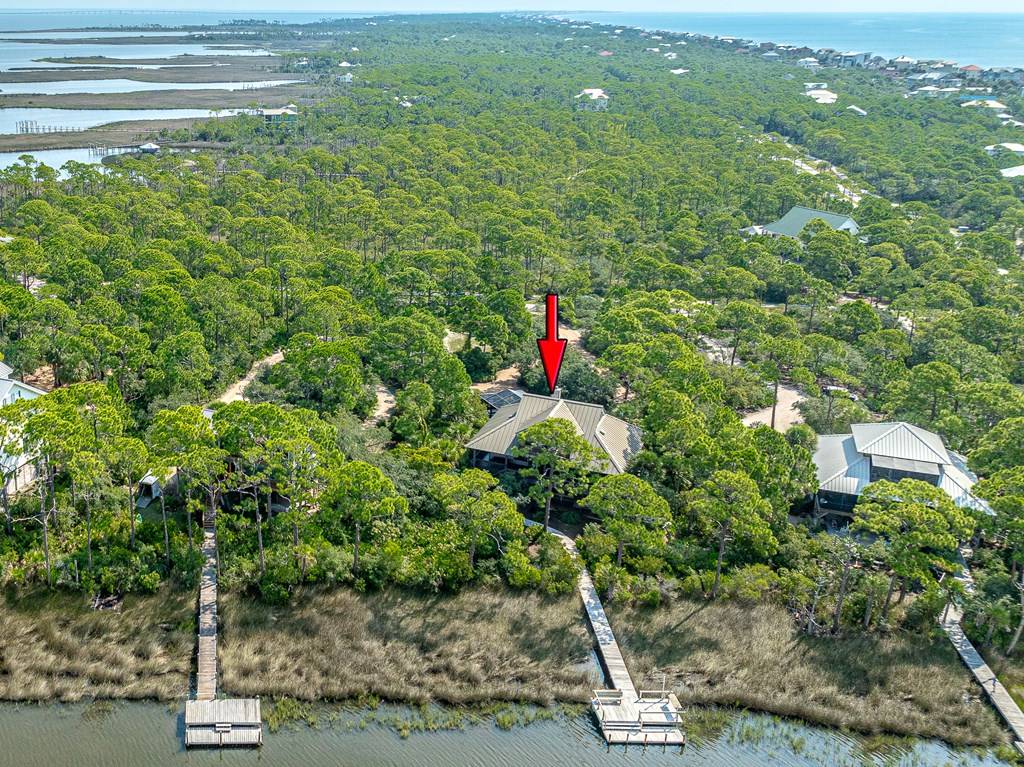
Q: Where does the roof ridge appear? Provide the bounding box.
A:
[522,392,604,411]
[857,422,901,453]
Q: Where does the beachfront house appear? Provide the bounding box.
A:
[836,51,871,68]
[797,57,820,70]
[466,392,641,476]
[742,205,860,239]
[811,422,990,519]
[575,88,609,111]
[0,362,45,496]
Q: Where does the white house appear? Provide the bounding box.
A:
[797,57,820,70]
[575,88,609,111]
[985,142,1024,156]
[0,361,45,496]
[806,89,839,105]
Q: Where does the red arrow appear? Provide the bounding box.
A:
[536,293,567,395]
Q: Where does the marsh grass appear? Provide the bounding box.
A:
[0,588,193,702]
[219,586,592,705]
[610,599,1008,747]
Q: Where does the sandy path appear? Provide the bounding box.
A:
[742,384,805,431]
[364,384,397,427]
[216,350,283,404]
[699,335,806,433]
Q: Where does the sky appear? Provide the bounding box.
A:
[10,1,1024,13]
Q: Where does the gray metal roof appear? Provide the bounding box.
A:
[813,423,991,513]
[763,206,860,238]
[466,393,642,474]
[850,422,950,464]
[871,454,941,476]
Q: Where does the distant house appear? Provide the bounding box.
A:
[0,361,45,496]
[466,392,642,475]
[575,88,609,111]
[891,55,917,71]
[742,205,860,238]
[960,64,984,79]
[797,57,820,70]
[812,422,990,517]
[846,105,868,116]
[337,72,354,84]
[962,99,1008,110]
[985,142,1024,156]
[1001,165,1024,179]
[256,104,298,125]
[138,142,160,154]
[805,88,839,105]
[837,51,871,68]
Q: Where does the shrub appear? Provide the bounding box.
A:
[503,541,542,590]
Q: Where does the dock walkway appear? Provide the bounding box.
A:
[942,549,1024,755]
[525,519,684,747]
[184,508,263,748]
[195,516,218,701]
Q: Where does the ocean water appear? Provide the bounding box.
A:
[558,13,1024,68]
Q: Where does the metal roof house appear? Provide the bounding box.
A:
[575,88,609,111]
[0,361,46,496]
[742,205,860,238]
[466,392,642,475]
[812,422,990,518]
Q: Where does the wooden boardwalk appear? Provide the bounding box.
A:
[184,508,263,748]
[195,514,218,702]
[525,520,684,747]
[942,550,1024,755]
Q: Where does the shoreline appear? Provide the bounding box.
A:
[0,585,1011,750]
[544,12,1024,70]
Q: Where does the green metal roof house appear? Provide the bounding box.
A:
[466,392,642,475]
[743,205,860,238]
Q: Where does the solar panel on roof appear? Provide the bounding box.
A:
[480,389,523,409]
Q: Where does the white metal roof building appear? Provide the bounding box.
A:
[812,422,991,516]
[0,361,46,496]
[466,392,642,475]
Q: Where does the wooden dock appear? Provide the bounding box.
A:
[184,509,263,748]
[196,519,218,701]
[942,550,1024,756]
[526,520,684,747]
